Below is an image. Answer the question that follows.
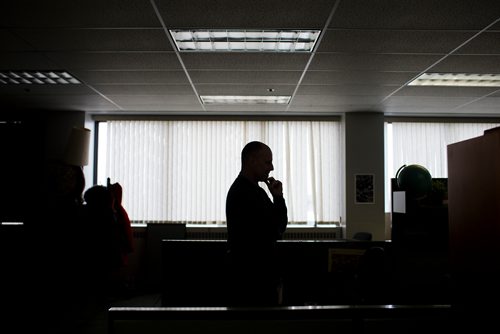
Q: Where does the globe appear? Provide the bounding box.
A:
[396,164,432,199]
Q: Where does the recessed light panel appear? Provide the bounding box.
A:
[169,29,321,52]
[0,71,81,85]
[408,73,500,87]
[200,95,291,105]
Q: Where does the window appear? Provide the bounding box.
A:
[97,119,341,226]
[384,120,500,211]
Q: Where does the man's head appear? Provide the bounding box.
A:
[241,141,274,183]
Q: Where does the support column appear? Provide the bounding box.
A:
[344,112,385,240]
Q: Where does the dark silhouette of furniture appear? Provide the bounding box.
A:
[447,126,500,307]
[352,232,372,241]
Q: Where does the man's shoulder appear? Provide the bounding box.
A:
[229,174,251,189]
[228,175,247,196]
[227,175,263,206]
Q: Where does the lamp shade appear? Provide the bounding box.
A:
[63,127,91,166]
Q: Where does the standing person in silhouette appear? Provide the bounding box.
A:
[83,182,133,298]
[226,141,288,306]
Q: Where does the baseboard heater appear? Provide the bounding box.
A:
[185,227,342,240]
[132,224,342,241]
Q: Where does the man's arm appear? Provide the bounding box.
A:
[265,177,288,238]
[272,195,288,238]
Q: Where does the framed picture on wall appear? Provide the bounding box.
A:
[355,174,374,204]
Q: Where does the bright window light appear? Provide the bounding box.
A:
[98,120,342,225]
[0,71,81,85]
[169,29,321,52]
[408,73,500,87]
[200,95,291,105]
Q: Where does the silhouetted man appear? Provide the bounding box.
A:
[226,141,288,306]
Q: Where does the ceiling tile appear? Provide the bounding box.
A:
[13,29,173,52]
[116,105,204,112]
[296,84,397,96]
[287,105,377,113]
[302,70,418,85]
[292,95,381,106]
[383,96,474,108]
[309,53,442,71]
[0,84,97,96]
[330,0,500,30]
[455,31,500,55]
[73,70,189,85]
[430,55,500,73]
[0,94,120,110]
[0,30,35,51]
[45,52,182,70]
[317,29,477,54]
[0,52,60,69]
[393,86,499,97]
[457,97,500,109]
[188,71,302,85]
[156,0,335,29]
[1,0,500,116]
[0,0,161,28]
[107,95,200,106]
[180,53,310,71]
[194,84,295,96]
[93,84,195,95]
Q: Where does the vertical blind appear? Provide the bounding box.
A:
[385,121,500,211]
[99,120,341,225]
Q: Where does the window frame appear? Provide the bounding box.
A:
[92,115,342,227]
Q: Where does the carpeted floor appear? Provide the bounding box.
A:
[2,291,163,334]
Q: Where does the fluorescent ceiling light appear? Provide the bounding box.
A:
[169,29,321,52]
[200,95,291,105]
[408,73,500,87]
[0,71,81,85]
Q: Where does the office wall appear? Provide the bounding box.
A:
[344,112,386,241]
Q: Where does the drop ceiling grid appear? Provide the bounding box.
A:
[1,0,500,115]
[324,0,500,114]
[155,0,339,113]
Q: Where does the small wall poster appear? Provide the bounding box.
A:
[355,174,374,204]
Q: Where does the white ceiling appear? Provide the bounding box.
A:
[1,0,500,117]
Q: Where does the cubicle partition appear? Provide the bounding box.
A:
[160,239,393,306]
[161,238,453,307]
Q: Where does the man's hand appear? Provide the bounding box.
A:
[265,177,283,197]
